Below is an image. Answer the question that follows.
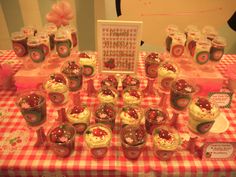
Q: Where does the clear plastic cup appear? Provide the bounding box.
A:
[27,36,45,63]
[97,87,118,104]
[78,52,97,78]
[122,75,140,90]
[152,125,180,160]
[210,36,226,62]
[120,124,146,160]
[165,25,179,52]
[123,88,142,106]
[193,38,211,65]
[144,105,168,134]
[84,124,112,159]
[170,32,186,58]
[188,97,220,135]
[47,123,76,158]
[101,75,119,90]
[144,52,163,78]
[94,103,116,130]
[11,32,28,57]
[16,90,47,127]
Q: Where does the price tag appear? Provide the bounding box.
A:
[97,20,142,74]
[202,142,236,160]
[208,92,233,108]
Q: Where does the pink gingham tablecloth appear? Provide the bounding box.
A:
[0,51,236,177]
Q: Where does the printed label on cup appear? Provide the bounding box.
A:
[202,142,236,160]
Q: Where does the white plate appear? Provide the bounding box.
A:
[210,112,229,133]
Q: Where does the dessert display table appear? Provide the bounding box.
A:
[0,50,236,177]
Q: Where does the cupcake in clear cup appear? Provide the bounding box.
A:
[67,104,91,134]
[16,90,47,127]
[120,124,147,160]
[79,52,97,77]
[21,25,37,37]
[188,97,220,135]
[210,36,226,62]
[185,29,201,57]
[184,25,198,38]
[94,103,116,131]
[120,105,142,127]
[36,31,51,57]
[47,123,76,158]
[170,78,195,112]
[84,123,112,159]
[152,125,180,160]
[11,31,28,57]
[27,36,46,63]
[44,23,57,50]
[157,61,179,92]
[101,75,119,90]
[122,75,140,90]
[123,88,142,106]
[43,73,69,106]
[144,106,168,134]
[144,52,163,78]
[97,87,118,104]
[61,60,83,92]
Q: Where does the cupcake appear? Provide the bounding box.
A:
[61,60,83,92]
[47,123,76,158]
[157,62,179,92]
[101,75,118,89]
[145,106,168,134]
[144,52,163,78]
[44,73,69,105]
[67,104,91,134]
[152,126,180,160]
[120,105,142,127]
[79,52,96,77]
[97,87,118,104]
[122,75,140,90]
[123,88,142,106]
[170,79,195,111]
[94,103,116,130]
[120,124,146,160]
[84,124,112,158]
[188,97,220,134]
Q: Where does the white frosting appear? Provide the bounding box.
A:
[153,131,179,150]
[120,109,141,125]
[79,56,96,65]
[123,92,141,105]
[67,107,91,123]
[98,90,117,104]
[84,126,111,148]
[44,80,68,93]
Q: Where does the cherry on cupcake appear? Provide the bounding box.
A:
[127,107,138,119]
[25,93,42,107]
[158,129,171,140]
[71,105,85,114]
[79,52,90,58]
[163,63,176,72]
[196,98,212,111]
[50,73,67,84]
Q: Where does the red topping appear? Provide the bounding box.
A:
[92,127,108,137]
[175,79,188,91]
[102,88,114,97]
[79,52,90,58]
[68,61,79,70]
[126,107,138,119]
[24,93,42,107]
[148,110,157,119]
[163,63,176,72]
[196,98,212,111]
[158,129,171,140]
[129,89,140,98]
[51,73,66,84]
[71,105,85,114]
[107,75,117,82]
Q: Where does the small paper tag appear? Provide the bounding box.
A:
[202,142,236,160]
[208,92,233,108]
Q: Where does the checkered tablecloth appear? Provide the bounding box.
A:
[0,51,236,177]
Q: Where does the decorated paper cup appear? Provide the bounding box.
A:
[188,97,220,135]
[170,78,195,112]
[119,105,142,127]
[210,36,226,62]
[144,52,163,78]
[47,123,76,158]
[27,36,46,63]
[144,105,168,134]
[43,73,69,105]
[120,124,146,160]
[67,104,91,134]
[16,90,47,127]
[94,103,116,131]
[152,125,180,160]
[11,31,28,57]
[123,88,142,106]
[84,124,112,159]
[165,24,179,52]
[61,60,83,92]
[97,87,118,104]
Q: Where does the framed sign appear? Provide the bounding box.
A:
[97,20,142,74]
[208,92,233,108]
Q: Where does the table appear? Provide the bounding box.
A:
[0,51,236,177]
